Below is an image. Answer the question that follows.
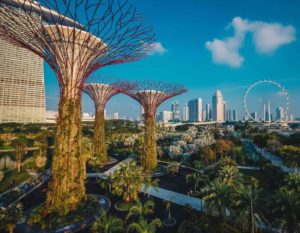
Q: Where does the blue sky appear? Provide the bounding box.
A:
[45,0,300,119]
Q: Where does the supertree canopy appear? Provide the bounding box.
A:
[0,0,155,215]
[83,78,134,163]
[122,81,187,171]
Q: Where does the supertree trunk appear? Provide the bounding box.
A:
[0,0,155,217]
[94,108,107,162]
[121,82,187,171]
[143,112,157,171]
[45,87,85,215]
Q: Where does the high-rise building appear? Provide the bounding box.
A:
[212,90,224,122]
[171,101,181,121]
[113,112,119,120]
[183,104,189,122]
[226,109,232,122]
[206,103,211,121]
[0,37,46,123]
[202,109,207,122]
[276,107,284,121]
[223,101,227,121]
[188,98,202,122]
[251,112,258,121]
[158,111,173,123]
[289,114,294,121]
[263,101,271,122]
[232,109,238,122]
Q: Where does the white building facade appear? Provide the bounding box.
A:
[212,90,224,122]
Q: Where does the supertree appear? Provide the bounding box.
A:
[0,0,154,215]
[83,78,134,163]
[122,81,187,171]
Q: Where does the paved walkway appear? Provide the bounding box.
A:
[237,165,260,170]
[252,143,299,173]
[87,159,204,211]
[141,185,203,211]
[87,158,132,179]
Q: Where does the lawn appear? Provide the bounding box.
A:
[0,169,31,193]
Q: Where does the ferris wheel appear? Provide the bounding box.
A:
[243,80,290,124]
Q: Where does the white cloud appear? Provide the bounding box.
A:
[205,16,296,67]
[205,37,244,68]
[252,23,296,53]
[148,42,167,55]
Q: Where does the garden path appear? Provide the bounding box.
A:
[252,142,300,173]
[141,184,203,211]
[87,158,133,179]
[87,159,204,211]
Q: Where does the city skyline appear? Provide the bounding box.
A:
[41,0,300,119]
[45,0,300,117]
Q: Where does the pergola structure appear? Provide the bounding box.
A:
[122,81,187,171]
[0,0,155,215]
[83,79,134,164]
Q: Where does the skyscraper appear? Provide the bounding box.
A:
[158,111,173,123]
[0,37,46,123]
[232,109,238,122]
[202,109,207,122]
[206,103,211,121]
[226,109,232,122]
[188,98,202,122]
[171,101,181,121]
[263,101,271,123]
[223,101,227,121]
[113,112,119,120]
[183,104,189,122]
[276,107,284,121]
[251,112,258,121]
[212,90,224,122]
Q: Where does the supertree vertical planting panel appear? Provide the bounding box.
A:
[122,81,187,171]
[0,0,155,215]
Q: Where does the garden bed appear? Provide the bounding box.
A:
[0,169,31,193]
[16,195,110,233]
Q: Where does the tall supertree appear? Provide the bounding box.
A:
[0,0,154,215]
[122,81,187,171]
[83,79,134,163]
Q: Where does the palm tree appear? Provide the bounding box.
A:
[35,132,48,157]
[0,202,23,233]
[99,175,113,193]
[186,172,202,195]
[11,138,27,172]
[233,181,266,233]
[111,160,144,204]
[284,172,300,192]
[271,188,300,233]
[143,177,159,198]
[193,160,204,170]
[126,199,155,220]
[202,179,232,232]
[218,165,243,189]
[91,210,124,233]
[127,217,162,233]
[163,199,176,226]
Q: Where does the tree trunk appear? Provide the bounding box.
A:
[143,113,157,171]
[250,194,255,233]
[8,225,14,233]
[45,88,86,215]
[93,108,107,162]
[16,150,21,172]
